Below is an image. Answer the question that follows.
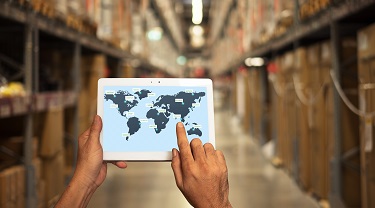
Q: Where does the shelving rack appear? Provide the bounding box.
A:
[222,0,375,71]
[216,0,375,207]
[0,1,169,207]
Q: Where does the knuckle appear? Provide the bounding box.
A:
[203,143,213,150]
[191,138,202,147]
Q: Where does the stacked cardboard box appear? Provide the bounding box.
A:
[271,52,297,175]
[34,108,66,206]
[358,23,375,208]
[79,55,106,134]
[0,165,25,208]
[294,47,312,190]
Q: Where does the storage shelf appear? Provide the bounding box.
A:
[0,91,76,118]
[221,0,375,75]
[0,2,131,59]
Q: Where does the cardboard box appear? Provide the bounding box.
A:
[37,179,46,208]
[79,55,106,134]
[0,165,26,207]
[39,108,64,158]
[358,23,375,84]
[42,152,65,205]
[0,137,39,160]
[358,23,375,208]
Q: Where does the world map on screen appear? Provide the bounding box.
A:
[103,86,209,152]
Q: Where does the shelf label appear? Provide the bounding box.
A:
[0,105,11,117]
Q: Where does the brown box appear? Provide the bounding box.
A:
[39,108,64,158]
[295,47,310,85]
[358,23,375,208]
[37,179,46,208]
[0,137,39,160]
[79,55,106,134]
[358,23,375,84]
[280,51,295,74]
[42,152,65,204]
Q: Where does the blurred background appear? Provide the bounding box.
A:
[0,0,374,207]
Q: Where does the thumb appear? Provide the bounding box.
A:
[88,115,103,145]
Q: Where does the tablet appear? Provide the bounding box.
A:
[97,78,215,161]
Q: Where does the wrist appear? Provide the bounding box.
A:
[71,173,98,193]
[55,176,97,208]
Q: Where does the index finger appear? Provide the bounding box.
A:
[176,122,194,163]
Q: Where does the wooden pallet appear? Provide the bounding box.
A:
[300,0,331,21]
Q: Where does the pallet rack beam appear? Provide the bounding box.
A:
[71,43,81,177]
[329,20,345,208]
[0,1,132,60]
[23,9,37,208]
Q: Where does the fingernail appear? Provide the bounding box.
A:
[93,115,98,125]
[172,148,177,157]
[177,122,183,128]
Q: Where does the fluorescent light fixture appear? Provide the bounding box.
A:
[147,27,163,41]
[192,0,203,24]
[191,35,205,48]
[244,57,265,67]
[190,25,204,36]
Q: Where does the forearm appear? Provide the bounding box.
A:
[55,177,97,208]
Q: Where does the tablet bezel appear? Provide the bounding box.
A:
[97,78,215,161]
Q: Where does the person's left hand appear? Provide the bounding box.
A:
[72,115,127,190]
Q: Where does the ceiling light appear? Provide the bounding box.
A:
[190,25,204,36]
[147,27,163,41]
[192,0,203,25]
[244,57,265,67]
[191,36,205,48]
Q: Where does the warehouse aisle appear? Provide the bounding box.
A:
[88,109,319,208]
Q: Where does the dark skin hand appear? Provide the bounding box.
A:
[171,122,232,208]
[55,115,127,208]
[56,117,232,208]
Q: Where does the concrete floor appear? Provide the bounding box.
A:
[88,109,319,208]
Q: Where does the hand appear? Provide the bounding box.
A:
[73,115,127,189]
[56,115,127,208]
[171,122,232,208]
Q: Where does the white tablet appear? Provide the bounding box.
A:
[97,78,215,161]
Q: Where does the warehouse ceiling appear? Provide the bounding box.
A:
[152,0,211,57]
[175,0,211,55]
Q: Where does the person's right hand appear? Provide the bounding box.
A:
[171,122,232,208]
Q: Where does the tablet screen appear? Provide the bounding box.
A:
[102,86,209,152]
